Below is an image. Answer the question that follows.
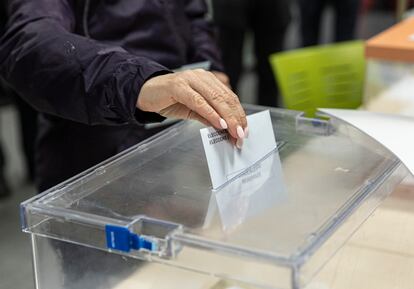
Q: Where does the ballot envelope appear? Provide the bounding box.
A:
[21,105,408,289]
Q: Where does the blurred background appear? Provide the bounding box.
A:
[1,0,414,288]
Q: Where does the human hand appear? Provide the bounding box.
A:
[137,69,247,148]
[211,71,231,88]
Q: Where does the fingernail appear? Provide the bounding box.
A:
[219,118,228,129]
[236,138,243,149]
[244,127,249,138]
[237,126,245,139]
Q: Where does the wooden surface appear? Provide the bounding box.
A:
[306,178,414,289]
[366,17,414,62]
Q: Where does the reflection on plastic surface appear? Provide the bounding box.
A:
[21,105,408,289]
[205,150,286,232]
[320,108,414,176]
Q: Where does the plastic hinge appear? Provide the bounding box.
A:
[105,225,158,253]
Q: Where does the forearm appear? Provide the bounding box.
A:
[0,1,169,126]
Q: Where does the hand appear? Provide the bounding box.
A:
[137,69,248,147]
[211,71,231,88]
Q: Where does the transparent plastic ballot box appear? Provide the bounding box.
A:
[21,105,408,289]
[364,17,414,115]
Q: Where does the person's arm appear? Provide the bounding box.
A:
[184,0,224,73]
[0,0,169,126]
[137,68,248,148]
[1,0,248,145]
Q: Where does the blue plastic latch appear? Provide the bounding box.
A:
[105,225,157,253]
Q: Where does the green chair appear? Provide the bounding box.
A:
[269,41,365,117]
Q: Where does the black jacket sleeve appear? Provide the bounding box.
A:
[0,0,168,126]
[185,0,224,72]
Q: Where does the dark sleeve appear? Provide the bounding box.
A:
[184,0,224,72]
[0,2,7,34]
[0,0,169,126]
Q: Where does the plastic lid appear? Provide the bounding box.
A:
[21,105,406,289]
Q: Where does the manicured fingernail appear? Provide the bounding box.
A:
[237,126,245,139]
[236,138,243,149]
[219,118,228,129]
[244,127,249,138]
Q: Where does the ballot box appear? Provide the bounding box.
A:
[21,105,408,289]
[364,17,414,115]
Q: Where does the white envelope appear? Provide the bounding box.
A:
[200,110,277,189]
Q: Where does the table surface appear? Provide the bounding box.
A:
[306,178,414,289]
